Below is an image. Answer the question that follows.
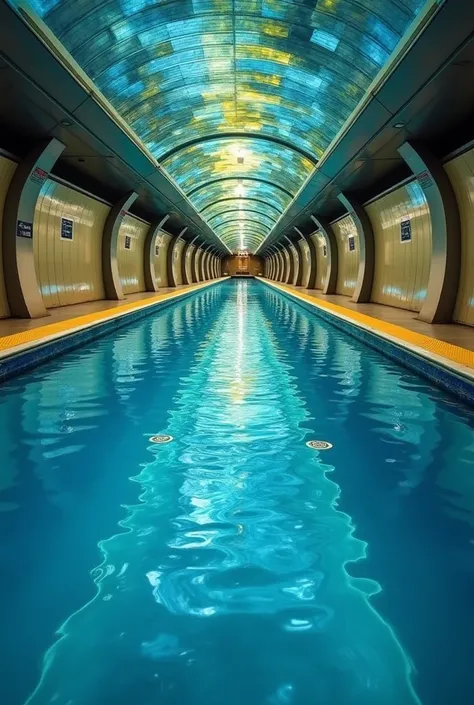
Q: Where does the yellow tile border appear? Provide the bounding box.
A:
[262,279,474,379]
[0,280,224,359]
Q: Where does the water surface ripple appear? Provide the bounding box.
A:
[2,281,474,705]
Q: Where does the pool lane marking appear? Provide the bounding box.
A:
[262,280,474,378]
[0,280,225,358]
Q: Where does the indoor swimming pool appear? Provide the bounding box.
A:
[1,279,474,705]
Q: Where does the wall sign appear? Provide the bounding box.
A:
[155,244,159,256]
[323,244,327,257]
[60,217,74,240]
[400,219,412,243]
[417,170,433,190]
[30,167,48,186]
[348,235,355,252]
[124,235,131,250]
[17,220,33,239]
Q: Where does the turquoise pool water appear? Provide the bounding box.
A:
[1,280,474,705]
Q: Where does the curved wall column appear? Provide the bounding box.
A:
[276,249,285,282]
[3,137,65,318]
[295,227,317,290]
[311,216,338,294]
[190,238,199,282]
[284,237,295,284]
[295,237,305,286]
[267,248,277,279]
[144,214,170,292]
[103,191,138,300]
[269,248,279,280]
[398,141,461,323]
[201,246,211,281]
[265,256,271,279]
[338,193,374,303]
[166,227,187,288]
[209,250,216,279]
[181,238,191,284]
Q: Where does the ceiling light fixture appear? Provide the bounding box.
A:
[393,122,405,129]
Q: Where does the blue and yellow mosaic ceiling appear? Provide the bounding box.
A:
[24,0,426,252]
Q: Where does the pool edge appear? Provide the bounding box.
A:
[260,279,474,407]
[0,279,226,382]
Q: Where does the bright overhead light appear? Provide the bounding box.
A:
[235,185,245,197]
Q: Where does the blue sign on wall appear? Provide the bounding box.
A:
[348,235,355,251]
[125,235,131,250]
[17,221,33,239]
[400,219,412,242]
[61,217,74,240]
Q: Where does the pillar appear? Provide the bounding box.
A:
[2,137,65,318]
[144,214,170,292]
[284,237,294,284]
[311,215,338,294]
[102,191,138,300]
[190,238,200,283]
[181,238,191,285]
[167,227,187,288]
[398,140,461,323]
[295,227,317,290]
[295,236,305,286]
[338,193,375,303]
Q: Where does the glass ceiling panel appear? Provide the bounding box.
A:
[23,0,426,252]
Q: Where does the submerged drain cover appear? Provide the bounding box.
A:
[306,440,333,450]
[149,434,173,444]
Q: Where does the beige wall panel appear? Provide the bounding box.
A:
[333,215,359,296]
[366,182,431,312]
[185,244,195,283]
[0,156,18,317]
[298,239,310,288]
[312,232,328,290]
[33,179,109,309]
[154,231,171,288]
[117,215,147,294]
[172,238,185,286]
[445,148,474,326]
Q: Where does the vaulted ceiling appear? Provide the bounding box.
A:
[22,0,426,252]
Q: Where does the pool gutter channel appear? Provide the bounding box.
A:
[260,279,474,407]
[0,280,224,382]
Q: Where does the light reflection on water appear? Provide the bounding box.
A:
[1,281,474,705]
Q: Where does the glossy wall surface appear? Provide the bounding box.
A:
[0,156,17,317]
[333,215,359,297]
[445,148,474,326]
[366,182,431,312]
[33,179,109,308]
[117,215,147,294]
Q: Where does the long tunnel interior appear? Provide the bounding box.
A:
[1,1,474,704]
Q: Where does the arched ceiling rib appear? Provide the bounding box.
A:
[27,0,426,252]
